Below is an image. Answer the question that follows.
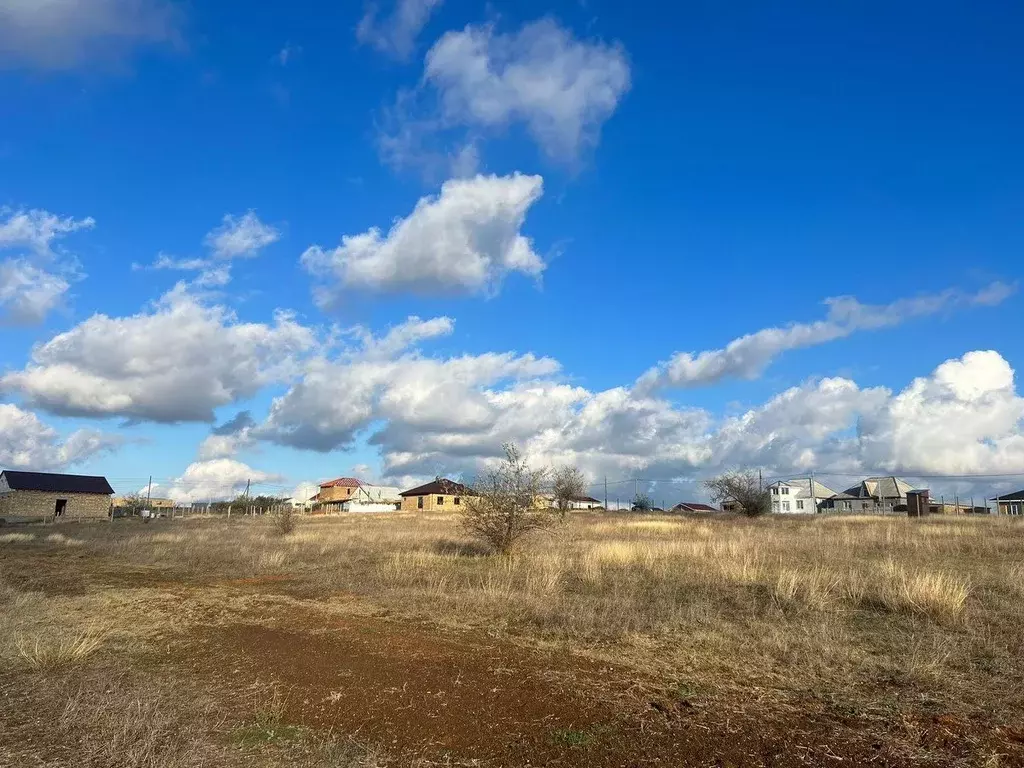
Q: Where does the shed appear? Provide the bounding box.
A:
[0,470,114,522]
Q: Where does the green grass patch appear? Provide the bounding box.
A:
[551,727,597,748]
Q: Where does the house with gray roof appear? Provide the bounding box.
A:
[822,476,916,513]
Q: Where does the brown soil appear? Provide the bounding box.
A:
[189,612,1016,767]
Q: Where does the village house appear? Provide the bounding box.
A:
[399,478,475,512]
[539,493,603,510]
[671,502,720,513]
[823,476,916,513]
[344,484,402,513]
[312,477,361,511]
[112,496,174,511]
[766,478,838,514]
[993,490,1024,516]
[0,470,114,522]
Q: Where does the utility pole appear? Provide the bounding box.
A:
[604,476,608,511]
[758,469,763,491]
[146,475,152,507]
[634,478,638,501]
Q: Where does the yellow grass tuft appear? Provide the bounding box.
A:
[14,623,110,670]
[871,562,971,622]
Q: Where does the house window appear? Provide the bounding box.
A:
[782,501,790,512]
[417,496,423,510]
[781,487,789,495]
[54,499,67,517]
[772,501,779,512]
[796,500,804,510]
[842,501,852,511]
[437,496,444,505]
[771,487,778,495]
[1012,503,1021,516]
[454,497,461,505]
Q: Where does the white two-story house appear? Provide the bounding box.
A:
[766,478,838,514]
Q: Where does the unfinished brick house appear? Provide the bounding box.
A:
[399,478,476,512]
[0,470,114,522]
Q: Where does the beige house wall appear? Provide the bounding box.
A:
[998,500,1022,515]
[400,493,473,512]
[319,486,357,504]
[0,490,111,521]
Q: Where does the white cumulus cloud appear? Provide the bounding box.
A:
[301,173,545,304]
[0,207,95,256]
[0,0,180,70]
[425,19,631,160]
[0,403,119,470]
[204,210,280,260]
[164,458,282,503]
[381,18,630,170]
[0,259,71,325]
[3,284,316,423]
[0,206,94,324]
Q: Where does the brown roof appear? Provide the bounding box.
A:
[399,478,474,497]
[320,477,361,488]
[672,502,719,513]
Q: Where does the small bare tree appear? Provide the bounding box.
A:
[552,465,586,518]
[461,443,556,555]
[704,470,772,517]
[119,492,146,517]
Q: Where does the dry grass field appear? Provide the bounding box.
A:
[2,511,1023,767]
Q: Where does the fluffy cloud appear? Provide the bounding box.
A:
[0,208,95,256]
[257,350,560,452]
[349,315,454,359]
[0,207,94,324]
[301,173,545,304]
[859,350,1024,475]
[164,458,282,503]
[424,19,630,160]
[3,285,316,422]
[197,411,257,460]
[637,282,1016,392]
[0,0,180,69]
[249,304,1024,491]
[381,18,629,169]
[0,404,119,470]
[203,211,280,260]
[136,212,279,287]
[357,0,442,60]
[0,259,70,324]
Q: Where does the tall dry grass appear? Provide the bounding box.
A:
[3,512,1022,720]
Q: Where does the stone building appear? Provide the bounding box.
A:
[399,478,476,512]
[0,470,114,522]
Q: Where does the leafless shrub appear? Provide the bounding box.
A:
[704,470,772,517]
[631,493,654,512]
[552,465,587,518]
[461,443,557,555]
[273,506,296,536]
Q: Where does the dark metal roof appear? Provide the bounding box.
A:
[399,478,474,497]
[673,502,719,513]
[1,470,114,495]
[994,489,1024,501]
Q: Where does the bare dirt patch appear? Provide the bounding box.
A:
[192,615,994,767]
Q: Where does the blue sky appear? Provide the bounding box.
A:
[1,0,1023,503]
